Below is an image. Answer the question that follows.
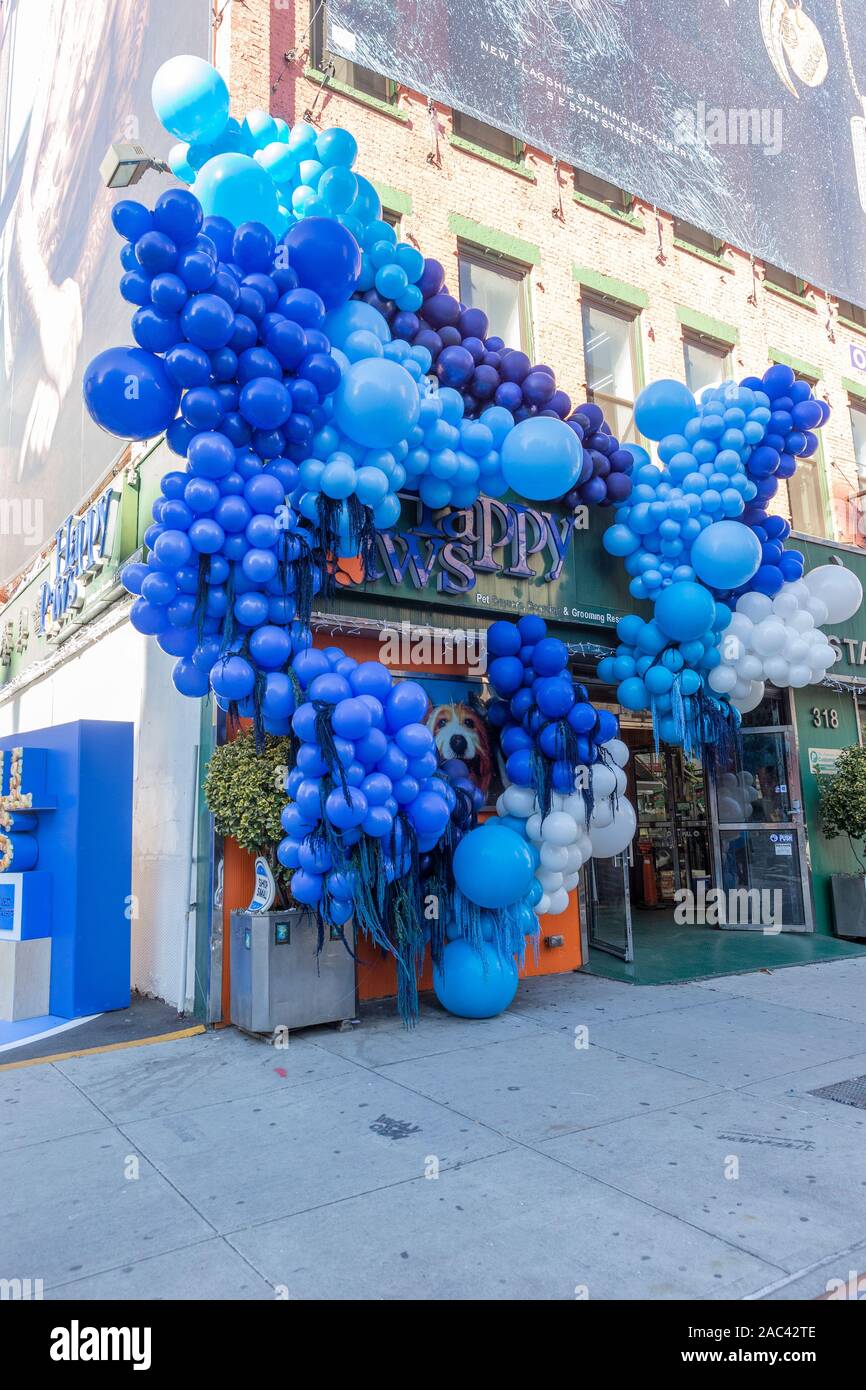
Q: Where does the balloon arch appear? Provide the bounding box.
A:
[82,56,863,1021]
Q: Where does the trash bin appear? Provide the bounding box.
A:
[229,908,356,1034]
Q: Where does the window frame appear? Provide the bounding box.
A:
[763,262,808,298]
[580,292,644,445]
[451,109,523,164]
[672,218,725,258]
[310,0,399,106]
[456,243,533,354]
[682,330,733,396]
[573,167,633,216]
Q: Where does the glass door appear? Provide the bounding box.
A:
[710,689,813,932]
[585,853,634,961]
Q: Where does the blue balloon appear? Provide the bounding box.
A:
[323,299,391,348]
[690,520,763,591]
[433,939,518,1019]
[654,581,716,642]
[284,217,362,310]
[453,824,535,908]
[500,417,582,500]
[151,56,230,144]
[634,379,697,441]
[194,153,282,234]
[334,356,420,447]
[83,346,180,439]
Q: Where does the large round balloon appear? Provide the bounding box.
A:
[194,154,281,234]
[500,416,583,501]
[285,217,362,310]
[452,823,535,908]
[804,564,863,624]
[634,379,697,441]
[654,581,716,642]
[151,56,230,145]
[690,520,762,591]
[334,357,420,447]
[432,939,519,1019]
[83,346,180,439]
[588,797,637,859]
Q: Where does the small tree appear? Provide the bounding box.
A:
[204,730,294,903]
[818,744,866,871]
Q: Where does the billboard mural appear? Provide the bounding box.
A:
[327,0,866,306]
[0,0,210,579]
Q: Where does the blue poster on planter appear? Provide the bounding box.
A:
[0,720,133,1020]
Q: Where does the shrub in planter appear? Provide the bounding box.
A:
[204,729,293,903]
[818,744,866,870]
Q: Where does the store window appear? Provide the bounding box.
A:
[382,206,402,234]
[683,334,732,395]
[457,248,531,350]
[581,295,641,444]
[673,219,724,257]
[310,1,397,104]
[451,110,521,162]
[574,168,632,214]
[838,298,866,331]
[851,401,866,478]
[764,262,806,296]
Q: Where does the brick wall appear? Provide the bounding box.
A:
[223,0,866,549]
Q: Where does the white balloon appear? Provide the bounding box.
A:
[589,798,613,829]
[805,596,828,626]
[560,792,588,824]
[547,887,570,916]
[708,664,737,693]
[787,637,810,663]
[536,892,551,917]
[563,873,580,893]
[540,842,570,871]
[790,610,815,634]
[564,842,584,872]
[722,634,746,664]
[526,813,542,842]
[764,655,790,684]
[788,663,812,688]
[751,619,787,655]
[737,653,764,680]
[772,592,799,621]
[613,765,628,795]
[726,614,754,642]
[738,591,773,623]
[590,763,616,798]
[496,793,510,818]
[785,579,810,604]
[541,811,577,845]
[503,784,535,817]
[730,679,765,714]
[804,564,864,623]
[537,867,564,892]
[603,738,630,768]
[589,797,637,859]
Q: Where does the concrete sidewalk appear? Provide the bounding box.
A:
[3,958,866,1301]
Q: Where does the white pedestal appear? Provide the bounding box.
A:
[0,937,51,1020]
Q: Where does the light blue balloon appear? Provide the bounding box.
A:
[690,520,762,590]
[634,379,697,442]
[323,300,392,349]
[194,153,281,233]
[168,143,196,184]
[255,142,297,185]
[433,939,518,1019]
[654,581,716,641]
[151,56,230,145]
[334,357,420,448]
[453,824,535,908]
[500,416,582,501]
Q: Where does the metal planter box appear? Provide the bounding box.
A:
[829,875,866,939]
[230,909,356,1034]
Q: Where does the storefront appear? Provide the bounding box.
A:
[4,451,865,1017]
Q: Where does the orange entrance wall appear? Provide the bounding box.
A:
[219,629,583,1016]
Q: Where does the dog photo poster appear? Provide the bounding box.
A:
[417,675,505,807]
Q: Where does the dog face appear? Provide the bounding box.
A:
[426,701,493,796]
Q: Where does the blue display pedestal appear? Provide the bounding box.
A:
[0,721,133,1021]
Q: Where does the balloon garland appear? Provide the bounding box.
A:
[84,58,634,742]
[485,615,637,915]
[597,367,861,743]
